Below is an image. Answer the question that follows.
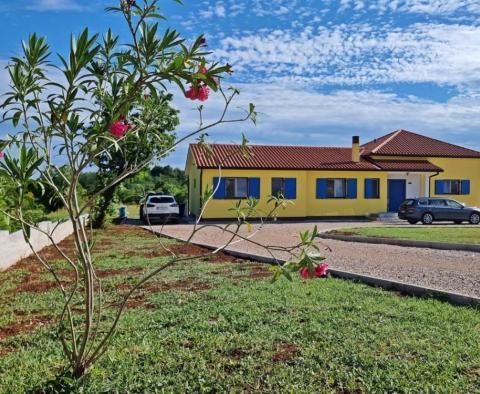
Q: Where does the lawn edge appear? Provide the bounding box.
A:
[143,226,480,308]
[318,232,480,253]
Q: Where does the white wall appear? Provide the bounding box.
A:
[0,216,87,271]
[387,173,422,199]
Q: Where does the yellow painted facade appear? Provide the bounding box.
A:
[189,168,389,219]
[187,151,480,219]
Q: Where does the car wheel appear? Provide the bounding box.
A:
[469,212,480,225]
[407,220,418,225]
[421,212,434,225]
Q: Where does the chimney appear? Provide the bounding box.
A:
[352,136,360,162]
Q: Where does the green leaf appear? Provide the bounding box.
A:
[12,111,21,127]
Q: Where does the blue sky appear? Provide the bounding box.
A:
[1,0,480,167]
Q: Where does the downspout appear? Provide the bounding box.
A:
[186,173,190,217]
[199,169,203,218]
[428,172,440,197]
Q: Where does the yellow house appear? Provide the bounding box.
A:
[185,130,480,219]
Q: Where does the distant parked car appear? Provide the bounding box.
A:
[398,198,480,225]
[139,194,180,224]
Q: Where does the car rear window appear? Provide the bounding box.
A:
[418,198,429,206]
[401,199,415,206]
[149,197,175,204]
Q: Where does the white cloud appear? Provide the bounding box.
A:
[341,0,480,15]
[0,60,10,95]
[27,0,86,11]
[193,0,480,21]
[198,1,228,18]
[399,0,480,15]
[214,23,480,88]
[215,4,226,17]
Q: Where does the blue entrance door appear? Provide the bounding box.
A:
[388,179,406,212]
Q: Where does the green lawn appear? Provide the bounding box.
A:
[1,226,480,393]
[331,226,480,244]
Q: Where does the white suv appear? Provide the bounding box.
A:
[140,194,180,224]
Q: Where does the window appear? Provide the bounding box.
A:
[445,199,463,209]
[226,178,248,198]
[149,196,175,204]
[429,199,447,206]
[441,180,460,195]
[271,178,284,197]
[327,179,347,198]
[365,178,380,199]
[271,178,297,199]
[317,178,357,199]
[213,177,260,199]
[418,198,429,206]
[435,179,471,195]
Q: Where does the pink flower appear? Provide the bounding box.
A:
[299,263,329,279]
[299,267,309,279]
[0,151,4,160]
[186,85,210,101]
[110,120,132,138]
[186,86,198,100]
[197,85,210,101]
[313,263,329,278]
[199,66,207,74]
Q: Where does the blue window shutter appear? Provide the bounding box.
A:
[461,180,470,195]
[213,177,225,199]
[347,179,357,199]
[284,178,297,199]
[365,179,373,198]
[248,178,260,198]
[435,180,443,195]
[316,179,327,199]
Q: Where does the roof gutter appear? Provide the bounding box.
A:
[428,172,440,197]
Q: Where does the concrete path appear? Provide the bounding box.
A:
[144,221,480,298]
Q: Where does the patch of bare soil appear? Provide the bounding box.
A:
[272,343,299,362]
[236,265,272,280]
[224,348,250,360]
[125,249,167,258]
[149,279,211,293]
[0,315,52,341]
[123,241,239,264]
[112,225,147,236]
[121,298,155,310]
[95,267,144,278]
[0,346,14,358]
[111,278,211,310]
[15,278,57,294]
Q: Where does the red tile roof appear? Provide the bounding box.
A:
[189,130,478,171]
[190,144,379,170]
[368,159,443,172]
[362,129,480,158]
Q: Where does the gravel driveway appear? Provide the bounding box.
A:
[145,221,480,298]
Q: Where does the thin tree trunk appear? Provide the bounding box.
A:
[92,184,117,229]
